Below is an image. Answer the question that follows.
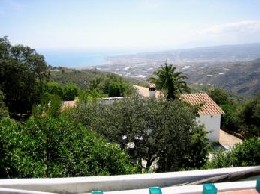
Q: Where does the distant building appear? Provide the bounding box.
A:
[100,97,124,105]
[134,85,163,98]
[61,100,77,110]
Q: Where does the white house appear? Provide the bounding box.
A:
[133,85,224,142]
[180,93,224,142]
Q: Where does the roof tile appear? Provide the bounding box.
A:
[180,93,224,115]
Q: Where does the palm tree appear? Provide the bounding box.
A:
[149,62,190,100]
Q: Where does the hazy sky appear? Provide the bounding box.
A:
[1,0,260,50]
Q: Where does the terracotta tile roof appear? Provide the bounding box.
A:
[133,85,223,115]
[180,93,224,115]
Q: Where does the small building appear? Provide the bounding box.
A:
[180,93,224,142]
[134,84,162,98]
[133,85,224,142]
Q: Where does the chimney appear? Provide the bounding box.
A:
[149,83,156,98]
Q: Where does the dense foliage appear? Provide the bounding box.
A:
[50,68,135,97]
[0,36,49,119]
[0,90,8,119]
[238,95,260,137]
[70,97,209,172]
[0,115,137,178]
[204,138,260,168]
[44,82,79,101]
[208,87,259,138]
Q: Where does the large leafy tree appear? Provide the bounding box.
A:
[0,36,49,119]
[89,73,135,97]
[149,62,190,100]
[71,97,209,172]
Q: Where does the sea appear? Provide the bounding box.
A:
[39,49,139,69]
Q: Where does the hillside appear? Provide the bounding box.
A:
[185,59,260,96]
[50,67,107,89]
[49,67,146,90]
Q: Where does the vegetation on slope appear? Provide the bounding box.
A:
[50,67,135,97]
[70,97,209,172]
[0,99,138,178]
[187,59,260,96]
[204,138,260,169]
[0,37,259,179]
[209,87,260,138]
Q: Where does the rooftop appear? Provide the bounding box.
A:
[133,85,224,115]
[180,93,224,115]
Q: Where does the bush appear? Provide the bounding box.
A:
[0,116,137,178]
[44,82,79,101]
[204,138,260,168]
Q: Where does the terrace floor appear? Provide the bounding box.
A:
[218,189,259,194]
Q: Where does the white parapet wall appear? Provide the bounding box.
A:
[0,166,258,194]
[95,180,257,194]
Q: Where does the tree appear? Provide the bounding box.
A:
[104,74,134,97]
[70,97,209,172]
[149,62,190,100]
[208,87,229,105]
[238,95,260,137]
[0,36,49,119]
[182,125,210,169]
[208,87,240,134]
[44,82,79,101]
[62,83,79,100]
[0,90,8,118]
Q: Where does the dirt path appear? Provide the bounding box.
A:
[219,129,242,148]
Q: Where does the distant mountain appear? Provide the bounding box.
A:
[106,43,260,62]
[96,43,260,96]
[171,43,260,61]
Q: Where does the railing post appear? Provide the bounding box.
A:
[257,177,260,192]
[203,183,217,194]
[92,191,103,194]
[149,187,162,194]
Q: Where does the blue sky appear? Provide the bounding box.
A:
[1,0,260,50]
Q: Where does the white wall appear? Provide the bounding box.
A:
[196,114,221,142]
[100,97,124,105]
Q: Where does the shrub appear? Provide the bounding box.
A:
[204,138,260,168]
